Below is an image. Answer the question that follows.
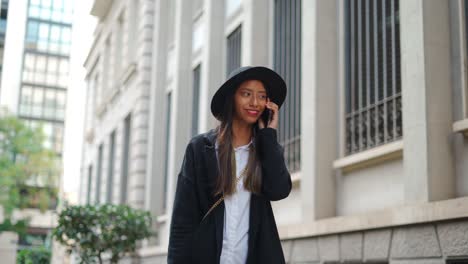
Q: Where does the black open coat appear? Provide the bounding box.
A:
[167,128,292,264]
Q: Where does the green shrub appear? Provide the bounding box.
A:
[52,204,153,264]
[17,247,51,264]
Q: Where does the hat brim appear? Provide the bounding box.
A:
[210,66,287,121]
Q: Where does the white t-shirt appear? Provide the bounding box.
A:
[216,140,252,264]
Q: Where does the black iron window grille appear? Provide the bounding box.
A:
[345,0,402,155]
[274,0,301,172]
[226,25,242,77]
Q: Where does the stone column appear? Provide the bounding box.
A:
[201,0,225,131]
[145,0,169,246]
[301,0,338,221]
[242,0,270,66]
[128,0,155,209]
[166,0,194,215]
[400,0,455,202]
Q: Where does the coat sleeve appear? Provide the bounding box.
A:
[257,128,292,201]
[167,143,200,264]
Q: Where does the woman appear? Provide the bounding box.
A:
[168,66,291,264]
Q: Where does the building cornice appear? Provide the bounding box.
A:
[90,0,112,19]
[278,197,468,240]
[453,118,468,137]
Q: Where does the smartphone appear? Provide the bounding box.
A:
[261,109,271,126]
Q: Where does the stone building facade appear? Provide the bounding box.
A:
[81,0,468,263]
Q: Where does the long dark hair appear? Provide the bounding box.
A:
[214,83,263,197]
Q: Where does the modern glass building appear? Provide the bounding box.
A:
[0,0,10,81]
[0,0,73,254]
[19,0,73,154]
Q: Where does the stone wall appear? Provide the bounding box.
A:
[282,219,468,264]
[137,220,468,264]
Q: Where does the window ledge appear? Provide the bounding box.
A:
[109,85,120,104]
[225,4,243,25]
[333,140,403,173]
[193,7,204,21]
[453,118,468,137]
[156,214,168,224]
[138,245,167,257]
[95,87,119,118]
[120,62,137,86]
[95,102,106,118]
[278,196,468,240]
[291,171,301,188]
[85,129,94,143]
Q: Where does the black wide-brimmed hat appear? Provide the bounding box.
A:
[211,66,287,120]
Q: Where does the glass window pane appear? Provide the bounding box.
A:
[45,89,54,104]
[62,14,72,24]
[61,27,71,44]
[56,109,64,120]
[43,123,53,149]
[45,73,55,86]
[63,0,73,12]
[33,88,43,104]
[22,72,31,82]
[52,10,61,22]
[50,25,60,42]
[53,0,63,10]
[36,73,46,84]
[36,56,46,72]
[26,21,39,41]
[27,21,39,37]
[20,86,33,115]
[40,8,51,20]
[60,43,70,55]
[56,125,63,141]
[43,123,52,137]
[48,57,58,73]
[54,125,63,152]
[56,90,65,108]
[29,6,40,17]
[59,59,69,74]
[42,0,52,8]
[0,20,5,37]
[58,75,68,87]
[39,23,49,41]
[44,91,54,118]
[38,40,48,52]
[21,86,33,103]
[48,43,59,53]
[32,88,43,117]
[24,54,35,69]
[45,89,55,118]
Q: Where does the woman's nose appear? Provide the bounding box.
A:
[250,95,258,106]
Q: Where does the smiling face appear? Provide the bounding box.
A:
[233,79,268,125]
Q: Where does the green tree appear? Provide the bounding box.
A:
[0,111,59,234]
[17,246,51,264]
[53,204,154,264]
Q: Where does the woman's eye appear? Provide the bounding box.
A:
[243,92,251,96]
